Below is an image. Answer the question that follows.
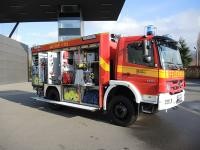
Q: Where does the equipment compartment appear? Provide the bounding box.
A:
[63,85,81,103]
[82,88,99,105]
[61,44,99,86]
[32,53,48,86]
[61,44,100,105]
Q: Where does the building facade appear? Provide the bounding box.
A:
[0,34,28,84]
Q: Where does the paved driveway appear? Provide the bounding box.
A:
[0,81,199,150]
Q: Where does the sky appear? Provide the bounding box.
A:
[0,0,200,51]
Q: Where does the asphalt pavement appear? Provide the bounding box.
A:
[0,80,199,150]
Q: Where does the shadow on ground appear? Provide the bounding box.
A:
[0,90,109,124]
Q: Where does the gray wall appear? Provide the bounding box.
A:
[0,34,28,84]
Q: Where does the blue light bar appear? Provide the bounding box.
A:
[146,25,155,35]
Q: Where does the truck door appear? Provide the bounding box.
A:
[121,40,159,95]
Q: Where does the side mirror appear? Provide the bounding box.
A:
[143,55,152,63]
[143,39,148,56]
[143,40,151,63]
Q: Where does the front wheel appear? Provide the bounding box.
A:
[108,96,138,126]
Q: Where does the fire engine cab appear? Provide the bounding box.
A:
[31,30,185,126]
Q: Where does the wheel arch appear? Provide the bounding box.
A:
[103,80,142,110]
[44,85,61,99]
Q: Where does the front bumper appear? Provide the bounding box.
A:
[158,90,185,110]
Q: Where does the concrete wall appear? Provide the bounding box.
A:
[0,34,28,84]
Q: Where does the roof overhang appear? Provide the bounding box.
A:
[0,0,125,23]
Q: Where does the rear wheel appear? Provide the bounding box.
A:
[108,96,137,126]
[46,88,63,110]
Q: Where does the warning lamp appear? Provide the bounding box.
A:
[145,25,156,36]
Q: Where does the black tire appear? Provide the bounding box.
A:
[108,96,137,126]
[46,88,63,111]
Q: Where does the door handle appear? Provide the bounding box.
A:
[124,72,130,76]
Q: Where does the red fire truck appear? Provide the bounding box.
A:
[31,32,185,126]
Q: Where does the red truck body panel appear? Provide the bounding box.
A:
[31,33,185,109]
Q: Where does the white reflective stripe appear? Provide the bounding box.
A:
[31,97,98,111]
[103,80,142,110]
[141,95,158,104]
[103,84,116,110]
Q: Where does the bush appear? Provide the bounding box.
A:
[186,66,200,79]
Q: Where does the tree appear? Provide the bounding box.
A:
[178,38,192,67]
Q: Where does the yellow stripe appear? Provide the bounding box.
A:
[159,70,185,78]
[100,57,110,72]
[117,65,184,79]
[117,65,158,78]
[98,59,184,79]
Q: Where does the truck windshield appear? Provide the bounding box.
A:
[156,37,183,69]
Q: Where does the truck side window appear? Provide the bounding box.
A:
[127,41,154,67]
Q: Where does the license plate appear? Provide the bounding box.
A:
[176,94,182,103]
